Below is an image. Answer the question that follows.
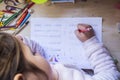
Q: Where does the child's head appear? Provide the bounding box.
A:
[0,32,53,80]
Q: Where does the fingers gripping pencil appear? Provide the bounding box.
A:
[78,27,92,32]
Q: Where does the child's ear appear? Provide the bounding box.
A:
[14,73,25,80]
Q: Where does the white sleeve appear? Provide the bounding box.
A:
[19,35,47,58]
[83,36,120,80]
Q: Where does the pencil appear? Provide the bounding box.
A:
[3,12,19,26]
[16,10,28,27]
[19,12,31,27]
[12,21,29,35]
[0,25,16,29]
[17,8,28,19]
[78,28,92,32]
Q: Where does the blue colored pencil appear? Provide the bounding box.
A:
[19,12,31,27]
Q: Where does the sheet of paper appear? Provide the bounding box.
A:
[30,17,102,69]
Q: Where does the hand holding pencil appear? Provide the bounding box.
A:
[75,24,95,42]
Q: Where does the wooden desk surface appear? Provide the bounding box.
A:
[0,0,120,69]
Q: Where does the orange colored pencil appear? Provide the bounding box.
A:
[16,11,28,27]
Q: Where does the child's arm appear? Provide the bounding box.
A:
[83,36,120,80]
[16,35,47,58]
[75,24,120,80]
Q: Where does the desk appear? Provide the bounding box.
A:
[0,0,120,69]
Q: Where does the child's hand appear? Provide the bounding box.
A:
[15,35,23,41]
[75,24,95,42]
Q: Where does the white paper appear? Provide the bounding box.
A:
[30,17,102,69]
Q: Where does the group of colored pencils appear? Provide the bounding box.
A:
[0,2,35,35]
